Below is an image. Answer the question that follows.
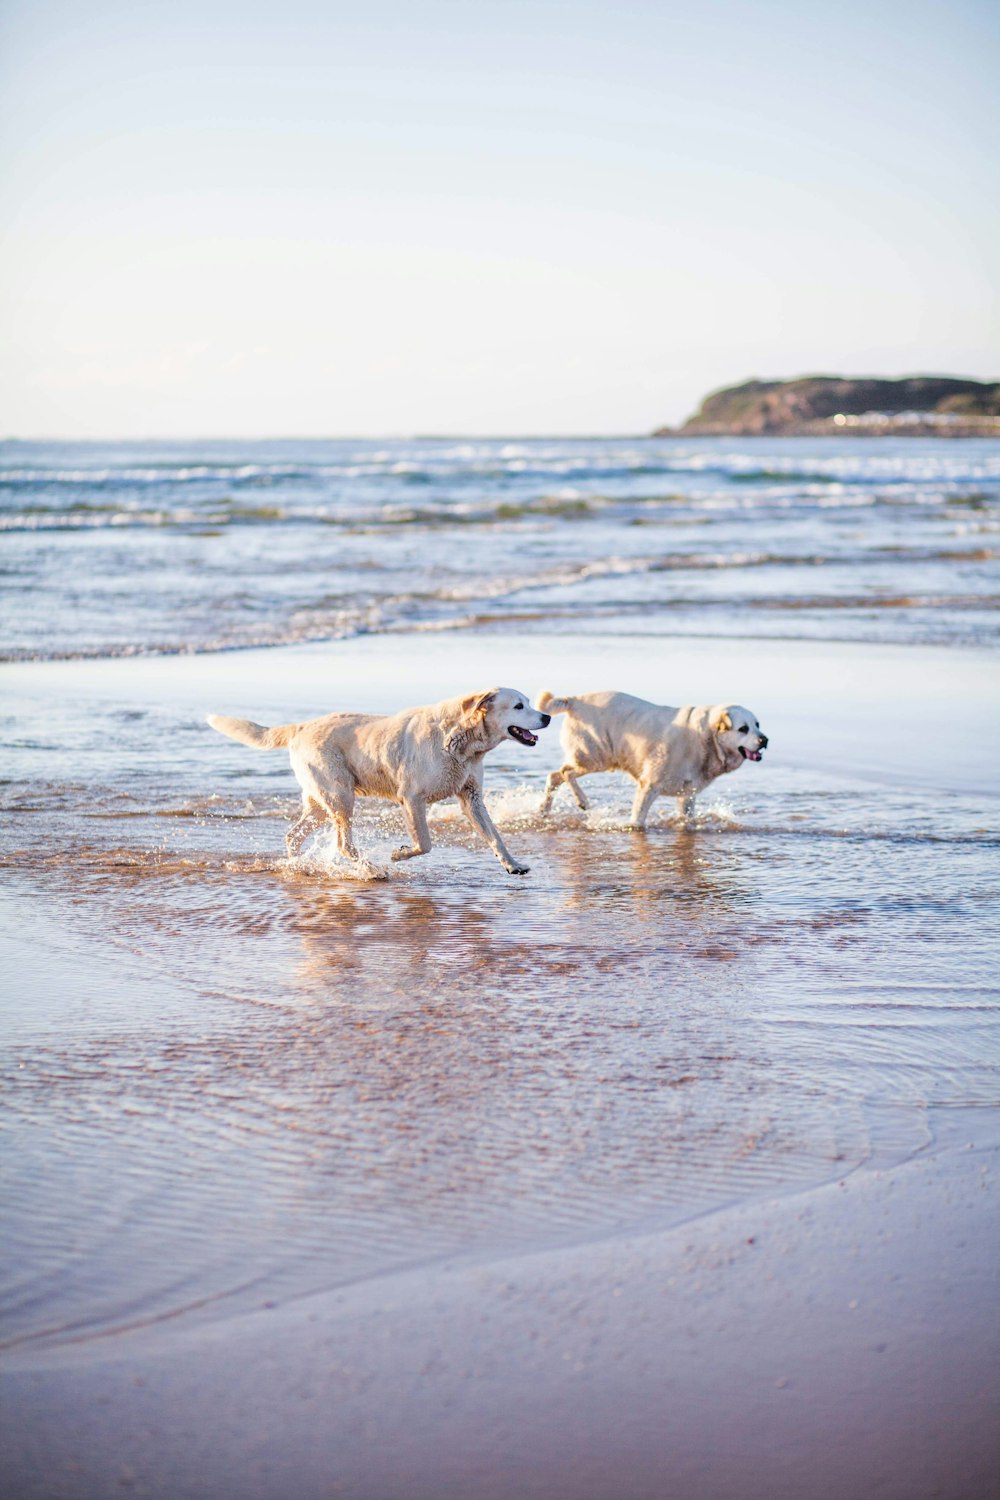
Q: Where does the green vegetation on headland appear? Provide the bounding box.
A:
[655,376,1000,437]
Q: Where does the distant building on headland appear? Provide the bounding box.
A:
[655,376,1000,437]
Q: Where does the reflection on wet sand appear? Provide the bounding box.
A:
[547,821,746,925]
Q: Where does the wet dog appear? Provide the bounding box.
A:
[209,688,550,876]
[537,690,767,827]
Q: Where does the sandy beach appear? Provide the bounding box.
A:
[2,627,998,1498]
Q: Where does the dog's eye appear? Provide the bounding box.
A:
[738,724,748,734]
[515,703,523,710]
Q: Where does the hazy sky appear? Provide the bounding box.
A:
[1,0,997,437]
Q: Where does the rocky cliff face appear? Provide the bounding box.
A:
[656,376,1000,436]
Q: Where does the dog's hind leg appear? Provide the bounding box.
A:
[291,751,363,865]
[391,797,432,862]
[539,768,564,816]
[564,769,589,809]
[628,781,658,830]
[540,765,589,816]
[286,798,326,857]
[332,813,361,861]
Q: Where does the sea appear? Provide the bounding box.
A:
[2,433,999,1359]
[2,433,999,659]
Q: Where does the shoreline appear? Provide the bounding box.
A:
[4,610,1000,668]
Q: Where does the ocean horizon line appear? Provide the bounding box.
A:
[2,430,669,446]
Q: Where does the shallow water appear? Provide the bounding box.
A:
[2,627,998,1359]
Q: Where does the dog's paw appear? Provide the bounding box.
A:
[506,861,530,876]
[391,845,420,862]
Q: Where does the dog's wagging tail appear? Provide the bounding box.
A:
[206,715,295,750]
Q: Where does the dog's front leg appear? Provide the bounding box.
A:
[457,783,528,875]
[677,790,697,821]
[392,797,432,861]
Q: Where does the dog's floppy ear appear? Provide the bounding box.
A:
[711,708,733,734]
[461,690,497,719]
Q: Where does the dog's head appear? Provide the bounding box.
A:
[460,688,551,750]
[710,705,769,770]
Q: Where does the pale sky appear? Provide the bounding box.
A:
[1,0,997,438]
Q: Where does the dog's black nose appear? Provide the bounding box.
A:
[540,713,551,727]
[759,733,768,748]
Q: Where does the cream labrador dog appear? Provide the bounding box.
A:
[536,690,767,827]
[208,688,550,876]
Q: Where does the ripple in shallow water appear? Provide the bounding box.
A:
[3,786,998,1355]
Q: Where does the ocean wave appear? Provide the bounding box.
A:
[5,483,996,534]
[3,435,999,659]
[0,503,293,532]
[6,581,995,664]
[0,463,323,486]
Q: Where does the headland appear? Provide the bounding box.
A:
[655,375,1000,437]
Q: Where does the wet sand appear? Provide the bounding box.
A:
[4,1143,997,1500]
[2,630,999,1498]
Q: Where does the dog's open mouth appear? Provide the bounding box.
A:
[508,725,539,747]
[740,747,764,761]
